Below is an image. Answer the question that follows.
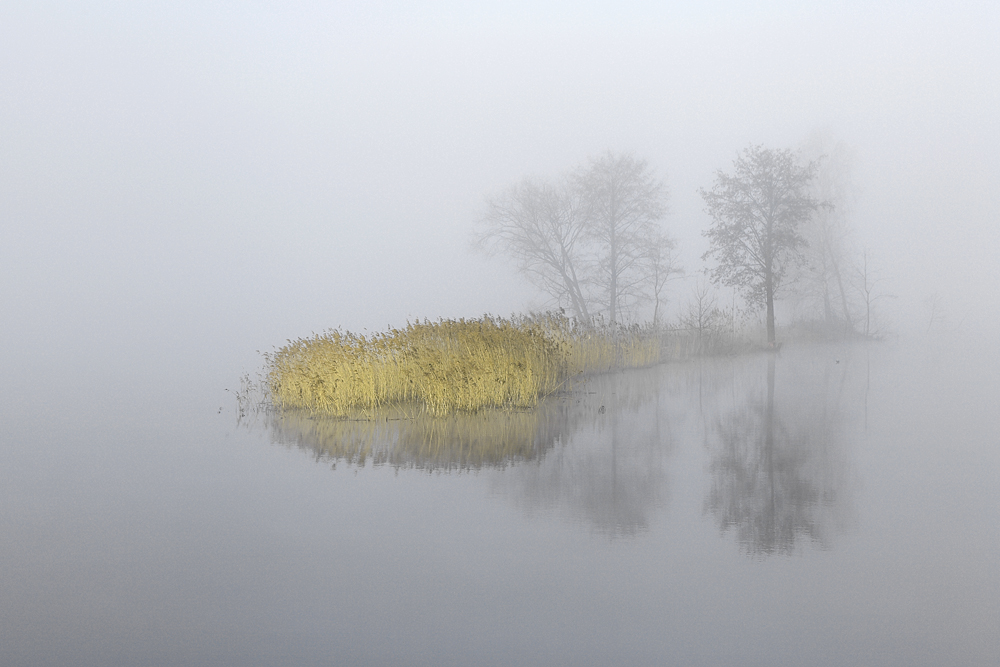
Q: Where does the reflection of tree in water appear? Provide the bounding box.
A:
[266,348,857,543]
[268,365,671,536]
[492,366,671,537]
[705,352,856,556]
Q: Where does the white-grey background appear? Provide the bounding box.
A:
[3,1,997,403]
[3,6,999,665]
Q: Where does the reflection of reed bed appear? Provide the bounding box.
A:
[266,363,667,471]
[266,313,661,418]
[269,401,575,470]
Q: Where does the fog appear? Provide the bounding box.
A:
[2,5,999,663]
[3,1,998,409]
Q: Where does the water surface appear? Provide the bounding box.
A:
[2,340,997,666]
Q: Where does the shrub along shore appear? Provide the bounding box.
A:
[265,313,661,418]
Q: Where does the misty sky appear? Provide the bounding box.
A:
[2,1,998,405]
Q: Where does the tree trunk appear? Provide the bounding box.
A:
[570,285,590,323]
[819,242,834,326]
[558,247,590,322]
[765,263,776,344]
[570,292,589,323]
[608,241,618,325]
[607,196,618,325]
[830,253,853,337]
[609,272,617,325]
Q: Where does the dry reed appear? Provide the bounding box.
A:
[266,313,660,418]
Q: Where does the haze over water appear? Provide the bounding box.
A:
[2,2,999,665]
[2,337,997,666]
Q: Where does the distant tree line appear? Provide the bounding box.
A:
[477,138,890,345]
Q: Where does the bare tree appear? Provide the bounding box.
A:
[576,151,668,324]
[476,178,592,321]
[854,248,894,337]
[796,133,859,335]
[681,280,724,353]
[477,152,674,325]
[644,231,682,326]
[700,146,824,344]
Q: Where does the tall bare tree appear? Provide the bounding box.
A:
[701,146,824,344]
[476,178,591,320]
[577,152,668,324]
[796,133,858,335]
[477,152,673,325]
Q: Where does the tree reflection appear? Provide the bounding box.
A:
[267,365,671,535]
[492,366,670,537]
[705,353,854,556]
[264,349,857,545]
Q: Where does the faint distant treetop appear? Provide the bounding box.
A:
[795,131,861,334]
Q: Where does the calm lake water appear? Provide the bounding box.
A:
[2,339,998,666]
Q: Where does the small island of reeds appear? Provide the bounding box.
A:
[265,313,661,418]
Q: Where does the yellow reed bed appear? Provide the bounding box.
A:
[266,313,660,417]
[537,313,662,375]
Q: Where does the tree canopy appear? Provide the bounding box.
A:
[701,145,823,343]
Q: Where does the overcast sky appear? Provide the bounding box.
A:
[2,1,998,405]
